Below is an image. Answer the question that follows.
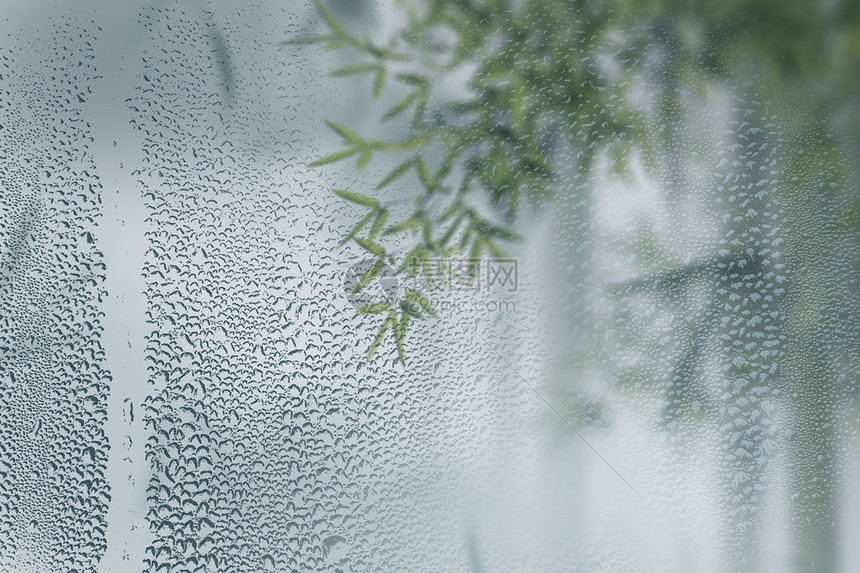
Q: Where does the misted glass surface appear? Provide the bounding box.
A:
[0,1,858,572]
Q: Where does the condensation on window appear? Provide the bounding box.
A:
[1,2,858,573]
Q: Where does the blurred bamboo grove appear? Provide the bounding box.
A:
[301,0,860,571]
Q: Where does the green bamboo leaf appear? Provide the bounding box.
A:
[398,132,430,150]
[281,34,331,45]
[354,237,386,257]
[367,311,396,360]
[450,98,484,113]
[369,208,389,239]
[325,37,347,50]
[412,98,427,129]
[373,67,388,99]
[331,188,379,208]
[395,244,427,275]
[458,222,474,251]
[324,120,364,144]
[367,138,394,151]
[352,257,385,294]
[415,158,432,188]
[394,313,410,366]
[309,147,360,167]
[405,288,437,317]
[395,72,430,87]
[475,221,521,242]
[376,158,414,189]
[338,210,376,247]
[383,215,422,236]
[439,211,466,247]
[356,301,392,314]
[440,200,462,221]
[357,148,373,169]
[315,0,343,33]
[400,299,424,319]
[421,216,433,245]
[383,91,419,122]
[435,152,455,182]
[330,63,380,77]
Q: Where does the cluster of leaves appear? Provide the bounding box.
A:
[288,0,860,365]
[288,0,639,363]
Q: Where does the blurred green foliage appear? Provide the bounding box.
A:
[288,0,860,365]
